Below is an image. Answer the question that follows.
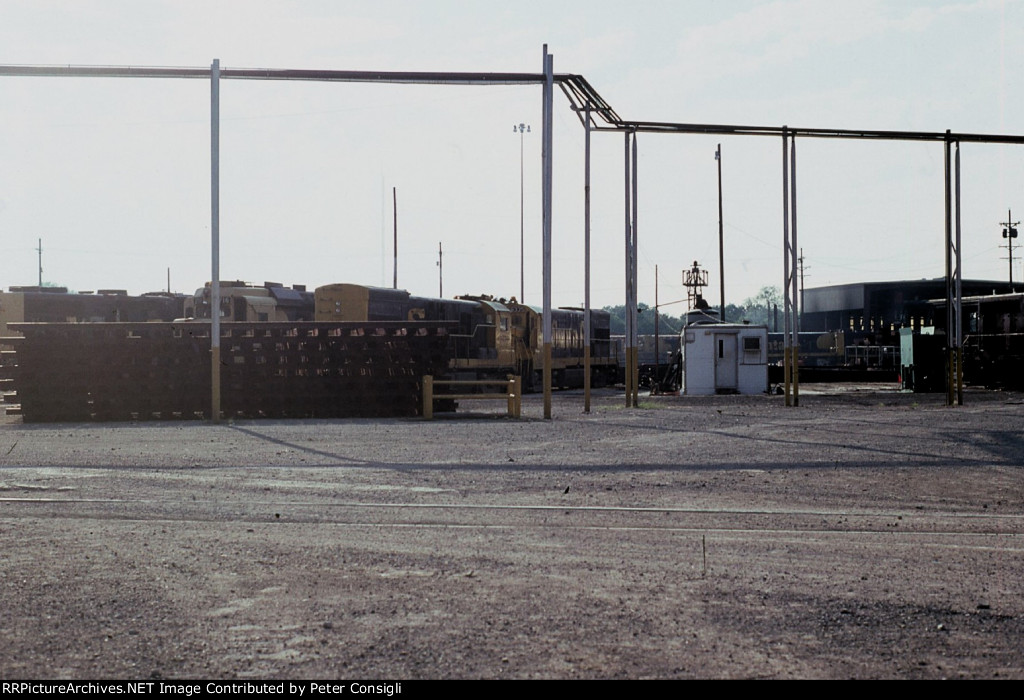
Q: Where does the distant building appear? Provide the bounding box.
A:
[801,279,1017,335]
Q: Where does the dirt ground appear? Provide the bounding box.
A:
[1,385,1022,680]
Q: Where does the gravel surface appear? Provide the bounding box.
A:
[1,385,1022,679]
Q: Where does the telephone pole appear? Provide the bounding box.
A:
[1001,209,1019,287]
[798,248,809,322]
[37,238,43,286]
[393,187,398,289]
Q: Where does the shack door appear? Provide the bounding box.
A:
[714,333,738,392]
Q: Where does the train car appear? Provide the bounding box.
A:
[314,283,615,390]
[0,286,184,338]
[316,283,515,379]
[931,292,1024,389]
[504,301,615,391]
[767,331,845,367]
[183,281,314,322]
[611,334,682,390]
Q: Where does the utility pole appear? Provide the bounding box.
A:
[1001,209,1019,287]
[798,248,809,324]
[37,238,42,286]
[437,241,443,297]
[654,265,660,391]
[393,187,398,289]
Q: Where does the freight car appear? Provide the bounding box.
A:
[183,281,314,322]
[314,283,615,390]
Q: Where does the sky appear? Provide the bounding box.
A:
[1,0,1023,312]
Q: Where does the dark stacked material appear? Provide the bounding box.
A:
[3,321,454,422]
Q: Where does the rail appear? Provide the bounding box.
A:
[422,376,522,420]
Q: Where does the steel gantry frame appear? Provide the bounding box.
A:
[4,56,1024,414]
[562,104,1024,407]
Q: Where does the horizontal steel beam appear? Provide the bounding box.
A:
[597,120,1024,144]
[0,64,549,85]
[3,63,1024,145]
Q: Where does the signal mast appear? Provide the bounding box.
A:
[683,260,710,310]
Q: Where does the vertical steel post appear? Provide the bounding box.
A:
[541,46,553,419]
[790,133,799,407]
[626,129,634,409]
[955,141,963,405]
[584,101,592,413]
[624,130,633,407]
[717,144,725,321]
[944,132,954,406]
[782,127,792,406]
[210,58,221,424]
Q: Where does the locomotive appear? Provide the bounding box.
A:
[0,286,184,337]
[182,281,315,322]
[314,283,616,390]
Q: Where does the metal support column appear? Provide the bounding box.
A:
[782,127,792,406]
[790,133,800,406]
[541,45,554,419]
[944,133,956,406]
[624,130,634,407]
[717,144,725,321]
[584,101,592,413]
[626,129,634,409]
[953,139,964,405]
[210,58,221,423]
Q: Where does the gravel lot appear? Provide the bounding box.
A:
[1,385,1022,679]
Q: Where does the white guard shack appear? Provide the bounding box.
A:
[680,321,768,395]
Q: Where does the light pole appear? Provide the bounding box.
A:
[515,123,530,302]
[716,144,724,322]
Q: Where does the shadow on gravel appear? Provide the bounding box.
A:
[228,425,374,466]
[586,419,1024,470]
[211,424,1022,473]
[710,589,1024,679]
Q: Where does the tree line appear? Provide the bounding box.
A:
[603,285,782,335]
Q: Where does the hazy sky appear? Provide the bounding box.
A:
[1,0,1022,310]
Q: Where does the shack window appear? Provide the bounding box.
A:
[743,336,761,351]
